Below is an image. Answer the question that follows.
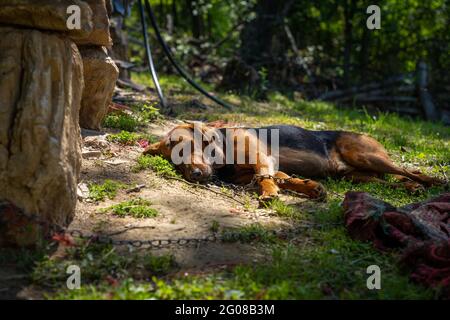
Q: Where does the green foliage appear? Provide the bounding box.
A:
[100,198,159,218]
[88,180,127,202]
[134,155,180,178]
[221,224,278,244]
[265,198,299,220]
[102,113,140,132]
[32,242,176,290]
[141,254,176,275]
[135,103,162,122]
[50,236,436,299]
[210,220,220,233]
[107,131,141,145]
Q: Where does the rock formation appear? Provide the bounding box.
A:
[0,0,119,246]
[79,46,119,130]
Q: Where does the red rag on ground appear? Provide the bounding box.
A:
[342,192,450,297]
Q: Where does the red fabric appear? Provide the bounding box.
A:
[343,192,450,297]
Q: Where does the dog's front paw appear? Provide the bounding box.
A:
[258,190,279,206]
[306,182,327,201]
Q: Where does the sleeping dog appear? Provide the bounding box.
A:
[144,123,444,200]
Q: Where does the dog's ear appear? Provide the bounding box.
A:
[143,142,162,155]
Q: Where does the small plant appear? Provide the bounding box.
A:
[136,103,162,122]
[88,180,127,202]
[133,155,180,177]
[221,223,277,243]
[100,198,158,218]
[258,67,269,92]
[107,131,140,145]
[32,243,134,287]
[32,242,177,289]
[141,254,177,275]
[102,113,140,132]
[265,198,299,219]
[210,220,220,233]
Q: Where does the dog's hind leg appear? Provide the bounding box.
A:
[342,171,425,192]
[274,172,327,200]
[336,133,444,187]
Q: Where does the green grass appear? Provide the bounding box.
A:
[107,131,141,145]
[50,235,438,299]
[265,198,299,220]
[102,113,141,132]
[221,224,278,244]
[133,155,181,177]
[107,130,160,146]
[100,198,159,218]
[88,180,127,202]
[31,242,177,292]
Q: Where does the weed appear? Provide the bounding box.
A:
[265,198,299,219]
[142,254,176,275]
[135,103,162,122]
[221,223,277,244]
[88,180,127,202]
[107,131,140,145]
[32,242,176,290]
[133,155,180,177]
[210,220,220,233]
[100,198,158,218]
[102,113,140,132]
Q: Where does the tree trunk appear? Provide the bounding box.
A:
[186,0,203,39]
[343,0,356,87]
[222,0,294,95]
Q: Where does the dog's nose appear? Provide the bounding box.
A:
[191,168,202,180]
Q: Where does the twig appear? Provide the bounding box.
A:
[104,225,156,236]
[126,184,146,193]
[165,176,247,206]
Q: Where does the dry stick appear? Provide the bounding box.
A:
[165,176,247,206]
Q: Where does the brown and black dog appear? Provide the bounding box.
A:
[144,123,444,200]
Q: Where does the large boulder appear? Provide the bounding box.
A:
[75,0,113,47]
[0,27,83,247]
[0,0,93,41]
[79,46,119,130]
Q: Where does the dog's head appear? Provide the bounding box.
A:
[143,123,224,182]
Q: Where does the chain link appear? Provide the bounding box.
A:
[0,201,239,249]
[252,173,307,185]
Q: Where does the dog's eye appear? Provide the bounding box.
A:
[165,140,171,147]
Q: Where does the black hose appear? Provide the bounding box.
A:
[138,0,167,108]
[143,0,234,110]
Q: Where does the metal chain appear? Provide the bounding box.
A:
[251,173,307,185]
[0,201,220,249]
[1,201,309,249]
